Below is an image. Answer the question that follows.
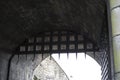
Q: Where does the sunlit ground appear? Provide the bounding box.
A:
[52,53,101,80]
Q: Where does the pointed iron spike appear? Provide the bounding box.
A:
[93,52,96,59]
[58,53,60,59]
[50,53,52,60]
[67,52,69,59]
[16,54,19,64]
[76,52,78,60]
[42,53,44,60]
[84,52,86,59]
[32,53,35,61]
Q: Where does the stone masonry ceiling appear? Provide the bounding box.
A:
[0,0,107,51]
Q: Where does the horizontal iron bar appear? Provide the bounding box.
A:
[15,50,100,55]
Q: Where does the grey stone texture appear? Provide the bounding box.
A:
[0,52,68,80]
[33,56,69,80]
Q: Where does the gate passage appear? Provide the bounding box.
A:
[15,30,111,80]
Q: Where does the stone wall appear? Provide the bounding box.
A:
[9,54,47,80]
[33,56,69,80]
[8,54,68,80]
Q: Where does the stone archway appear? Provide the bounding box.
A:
[9,30,111,80]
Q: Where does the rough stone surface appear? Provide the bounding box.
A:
[6,54,68,80]
[33,56,69,80]
[9,54,48,80]
[0,51,101,80]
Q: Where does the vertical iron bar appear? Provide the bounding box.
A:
[93,52,96,59]
[32,37,36,61]
[75,33,78,59]
[50,32,53,60]
[84,36,87,59]
[67,31,69,59]
[25,39,28,61]
[41,35,44,60]
[16,54,19,64]
[58,31,61,59]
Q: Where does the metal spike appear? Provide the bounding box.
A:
[58,53,60,59]
[84,52,86,59]
[76,52,78,59]
[50,53,52,60]
[16,54,19,64]
[32,53,35,61]
[26,53,27,60]
[42,53,44,60]
[67,52,69,59]
[93,52,96,59]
